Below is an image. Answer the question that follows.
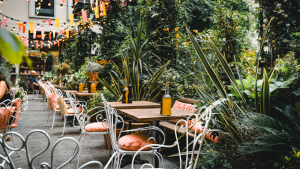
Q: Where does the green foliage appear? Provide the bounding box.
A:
[0,27,29,66]
[0,56,13,87]
[274,150,300,169]
[86,61,103,73]
[183,150,232,169]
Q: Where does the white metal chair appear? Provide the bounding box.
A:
[43,84,61,130]
[130,107,212,169]
[101,95,165,169]
[0,130,103,169]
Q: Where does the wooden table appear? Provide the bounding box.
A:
[62,90,87,94]
[75,92,96,98]
[117,107,191,168]
[99,101,161,109]
[53,85,65,90]
[117,108,192,123]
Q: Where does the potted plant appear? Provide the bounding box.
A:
[86,61,103,81]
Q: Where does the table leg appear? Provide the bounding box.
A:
[155,121,160,168]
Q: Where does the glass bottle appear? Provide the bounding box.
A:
[91,75,96,93]
[122,78,129,103]
[128,83,132,103]
[160,88,166,114]
[162,81,171,116]
[79,78,84,92]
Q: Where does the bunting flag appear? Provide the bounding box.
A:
[53,30,56,38]
[55,18,60,28]
[48,19,51,25]
[40,41,43,49]
[22,37,26,46]
[49,33,51,40]
[66,29,70,38]
[26,39,29,47]
[53,41,56,46]
[58,40,60,47]
[84,0,86,4]
[94,6,99,18]
[96,0,98,6]
[41,30,45,40]
[100,3,103,12]
[62,0,65,3]
[0,22,2,27]
[69,14,74,26]
[22,23,26,33]
[42,20,47,23]
[30,22,34,33]
[33,28,37,39]
[74,0,77,3]
[91,0,93,8]
[82,10,87,23]
[36,41,38,48]
[102,2,106,16]
[60,30,63,34]
[17,23,22,32]
[3,17,8,29]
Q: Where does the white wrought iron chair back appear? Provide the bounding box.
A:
[0,130,103,169]
[130,106,212,169]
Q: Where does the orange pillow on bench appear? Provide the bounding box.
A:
[119,134,157,151]
[190,122,221,143]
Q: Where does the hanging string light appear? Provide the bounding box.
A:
[37,23,40,27]
[0,0,3,4]
[48,2,51,6]
[60,4,63,8]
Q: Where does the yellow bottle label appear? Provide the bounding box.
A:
[162,97,171,116]
[91,84,96,93]
[79,84,83,92]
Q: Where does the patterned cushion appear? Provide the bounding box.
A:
[0,107,16,129]
[169,101,196,124]
[190,122,221,143]
[172,101,184,109]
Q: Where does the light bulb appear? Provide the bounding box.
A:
[60,4,63,8]
[48,2,51,6]
[37,23,40,27]
[71,6,74,10]
[12,27,15,30]
[0,0,3,4]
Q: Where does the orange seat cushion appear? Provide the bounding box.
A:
[0,107,16,129]
[12,99,21,112]
[169,101,196,124]
[119,134,157,151]
[66,107,84,114]
[47,93,57,110]
[190,122,221,143]
[4,112,20,129]
[85,122,109,132]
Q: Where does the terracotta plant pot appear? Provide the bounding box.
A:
[88,72,99,81]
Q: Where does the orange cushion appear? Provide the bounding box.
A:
[0,107,16,129]
[85,122,109,132]
[12,99,21,112]
[172,101,184,109]
[47,93,57,110]
[66,107,84,114]
[119,134,157,151]
[4,112,20,129]
[190,122,221,143]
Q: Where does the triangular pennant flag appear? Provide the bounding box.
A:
[58,40,60,47]
[100,3,102,12]
[66,29,70,38]
[94,6,99,18]
[53,41,56,46]
[96,0,98,5]
[30,22,34,33]
[53,30,56,38]
[60,30,63,34]
[42,20,47,23]
[69,14,74,26]
[3,17,8,29]
[26,39,29,47]
[102,2,106,16]
[91,0,93,8]
[75,0,77,3]
[82,10,87,23]
[23,23,26,33]
[40,41,43,49]
[62,0,65,3]
[55,18,60,28]
[36,41,38,48]
[17,23,22,32]
[48,19,51,25]
[49,33,51,40]
[41,30,45,40]
[84,0,86,4]
[22,37,26,46]
[33,28,37,39]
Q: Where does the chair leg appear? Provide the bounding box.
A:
[44,110,51,127]
[57,114,63,134]
[77,134,86,169]
[50,110,56,130]
[10,133,21,157]
[60,116,66,136]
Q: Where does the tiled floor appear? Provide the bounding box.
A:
[0,96,180,168]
